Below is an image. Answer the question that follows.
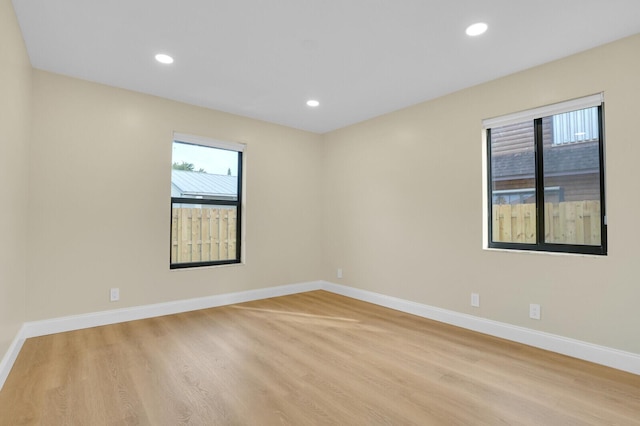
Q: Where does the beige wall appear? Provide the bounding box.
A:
[27,71,324,320]
[0,0,31,355]
[322,34,640,354]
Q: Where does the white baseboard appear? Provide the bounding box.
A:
[22,281,323,339]
[0,325,26,390]
[2,279,638,391]
[321,281,640,376]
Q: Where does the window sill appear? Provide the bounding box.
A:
[483,247,607,258]
[170,261,245,271]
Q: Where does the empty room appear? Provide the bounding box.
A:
[1,0,640,424]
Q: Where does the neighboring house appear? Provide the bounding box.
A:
[491,111,601,204]
[171,169,238,201]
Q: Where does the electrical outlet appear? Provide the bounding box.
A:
[110,288,120,302]
[529,303,541,320]
[471,293,480,307]
[337,268,343,279]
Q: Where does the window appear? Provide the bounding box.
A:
[170,133,244,268]
[485,94,607,255]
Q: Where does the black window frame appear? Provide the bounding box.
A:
[486,102,607,256]
[170,139,243,269]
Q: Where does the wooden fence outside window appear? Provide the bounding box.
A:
[171,207,237,263]
[492,200,601,245]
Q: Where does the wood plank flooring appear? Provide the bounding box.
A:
[0,290,639,425]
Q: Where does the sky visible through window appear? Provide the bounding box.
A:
[172,142,238,176]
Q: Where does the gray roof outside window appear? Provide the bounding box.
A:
[171,170,237,200]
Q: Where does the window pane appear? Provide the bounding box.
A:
[172,142,239,200]
[543,107,601,246]
[171,204,238,264]
[490,121,537,243]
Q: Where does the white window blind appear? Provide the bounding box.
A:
[173,132,245,152]
[482,93,603,129]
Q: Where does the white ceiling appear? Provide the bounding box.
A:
[12,0,640,134]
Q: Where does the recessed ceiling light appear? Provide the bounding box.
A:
[466,22,488,37]
[155,53,174,64]
[306,99,320,107]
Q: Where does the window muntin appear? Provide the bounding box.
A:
[170,135,243,268]
[485,96,606,255]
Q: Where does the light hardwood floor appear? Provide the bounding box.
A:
[0,290,638,425]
